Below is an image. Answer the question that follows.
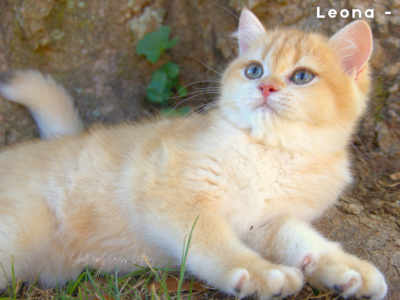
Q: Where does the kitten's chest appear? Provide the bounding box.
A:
[219,145,350,232]
[228,149,304,204]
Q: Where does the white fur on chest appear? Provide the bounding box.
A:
[197,137,351,238]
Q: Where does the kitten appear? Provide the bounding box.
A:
[0,9,387,300]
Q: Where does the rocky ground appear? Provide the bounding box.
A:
[0,0,399,299]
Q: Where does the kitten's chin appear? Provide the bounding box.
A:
[249,97,284,119]
[254,103,278,118]
[218,103,281,138]
[250,101,283,128]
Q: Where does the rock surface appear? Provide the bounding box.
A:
[0,0,399,298]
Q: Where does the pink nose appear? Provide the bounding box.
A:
[258,83,279,99]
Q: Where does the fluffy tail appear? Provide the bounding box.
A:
[0,70,83,139]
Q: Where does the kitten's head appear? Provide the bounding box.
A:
[219,9,372,153]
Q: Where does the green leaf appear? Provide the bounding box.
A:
[162,94,172,105]
[176,83,188,97]
[161,107,190,117]
[166,36,178,49]
[161,62,179,78]
[146,88,164,103]
[160,108,178,117]
[136,41,161,63]
[148,69,168,93]
[170,77,178,89]
[178,87,188,97]
[146,68,169,104]
[147,88,170,105]
[136,26,178,63]
[66,272,86,295]
[178,106,191,116]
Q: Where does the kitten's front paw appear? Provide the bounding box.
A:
[228,263,304,299]
[303,252,387,300]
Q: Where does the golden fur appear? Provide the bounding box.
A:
[0,9,387,300]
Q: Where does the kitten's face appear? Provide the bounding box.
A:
[219,10,372,151]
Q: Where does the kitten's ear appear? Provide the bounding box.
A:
[237,9,266,55]
[329,20,373,79]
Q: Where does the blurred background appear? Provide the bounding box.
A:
[0,0,399,298]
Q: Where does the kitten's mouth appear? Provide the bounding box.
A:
[254,101,278,116]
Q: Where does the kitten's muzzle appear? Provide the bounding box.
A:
[258,82,279,102]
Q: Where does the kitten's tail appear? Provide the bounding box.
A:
[0,70,83,139]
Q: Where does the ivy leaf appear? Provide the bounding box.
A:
[146,69,168,103]
[147,89,170,105]
[161,106,191,117]
[161,62,179,78]
[160,107,178,116]
[178,87,188,97]
[178,106,191,116]
[146,88,164,103]
[149,69,168,93]
[136,26,178,63]
[176,83,188,97]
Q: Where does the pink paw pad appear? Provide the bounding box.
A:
[333,278,355,293]
[230,269,251,296]
[334,270,362,298]
[302,254,316,274]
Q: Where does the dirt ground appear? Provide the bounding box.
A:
[0,0,399,299]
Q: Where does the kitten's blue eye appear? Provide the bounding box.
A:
[292,69,314,84]
[245,63,263,79]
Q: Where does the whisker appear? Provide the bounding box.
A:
[293,111,319,163]
[167,89,220,100]
[167,92,220,116]
[196,102,219,114]
[174,108,212,131]
[175,80,220,93]
[209,4,239,19]
[190,54,223,76]
[297,111,329,154]
[193,108,222,136]
[302,106,371,162]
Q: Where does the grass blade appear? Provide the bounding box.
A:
[142,257,171,300]
[66,271,86,295]
[177,215,199,299]
[11,256,16,300]
[27,268,43,299]
[85,267,105,300]
[188,277,194,299]
[55,271,60,300]
[0,262,12,299]
[114,263,120,300]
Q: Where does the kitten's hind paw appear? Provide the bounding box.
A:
[304,251,387,300]
[333,268,386,300]
[228,264,304,299]
[353,267,387,300]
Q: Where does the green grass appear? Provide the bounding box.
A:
[0,218,207,300]
[0,215,334,300]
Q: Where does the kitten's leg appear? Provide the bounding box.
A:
[245,216,387,300]
[0,224,25,291]
[0,70,83,139]
[166,212,304,299]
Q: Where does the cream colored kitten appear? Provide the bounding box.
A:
[0,9,387,300]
